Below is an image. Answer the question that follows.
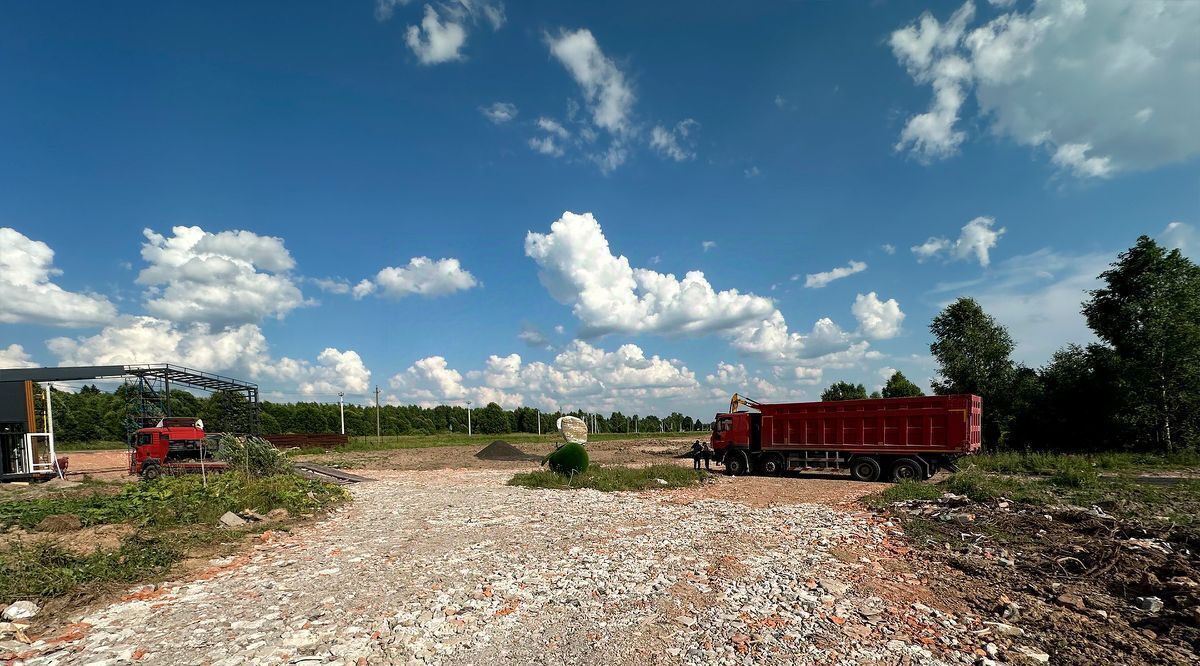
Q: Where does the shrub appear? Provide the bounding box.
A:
[543,442,589,475]
[215,435,293,476]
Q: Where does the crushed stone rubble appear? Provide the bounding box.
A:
[14,471,1000,665]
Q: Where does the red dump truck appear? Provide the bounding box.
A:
[710,393,981,482]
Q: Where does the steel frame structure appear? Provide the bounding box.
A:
[0,364,258,481]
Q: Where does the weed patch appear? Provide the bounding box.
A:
[0,535,180,601]
[0,473,346,530]
[508,465,708,491]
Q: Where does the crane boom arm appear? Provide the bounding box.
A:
[728,393,762,413]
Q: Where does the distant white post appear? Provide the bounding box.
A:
[338,392,345,435]
[467,401,472,436]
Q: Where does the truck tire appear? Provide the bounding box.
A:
[849,457,882,482]
[891,458,923,482]
[760,453,786,476]
[141,462,162,482]
[725,450,751,476]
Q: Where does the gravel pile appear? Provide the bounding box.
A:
[473,441,541,462]
[19,471,986,665]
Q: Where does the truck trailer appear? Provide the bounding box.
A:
[710,393,981,482]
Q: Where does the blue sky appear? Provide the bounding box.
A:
[1,0,1197,418]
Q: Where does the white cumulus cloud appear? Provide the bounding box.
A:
[852,292,905,340]
[137,226,309,328]
[355,257,478,299]
[525,212,775,338]
[389,340,698,413]
[912,216,1005,266]
[891,0,1200,177]
[526,211,870,364]
[262,348,372,397]
[48,315,370,397]
[0,227,117,327]
[0,344,38,368]
[804,260,867,289]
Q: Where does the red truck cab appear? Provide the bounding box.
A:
[711,394,981,482]
[129,417,224,480]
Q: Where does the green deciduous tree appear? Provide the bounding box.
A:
[474,402,511,434]
[1083,237,1200,451]
[821,381,867,401]
[881,371,924,398]
[929,297,1016,448]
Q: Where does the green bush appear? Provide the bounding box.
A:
[543,442,589,475]
[509,465,707,491]
[216,435,293,476]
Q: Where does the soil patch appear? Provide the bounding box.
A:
[883,495,1200,665]
[475,440,542,462]
[3,523,136,556]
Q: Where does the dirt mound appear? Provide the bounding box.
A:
[34,514,82,533]
[475,440,541,462]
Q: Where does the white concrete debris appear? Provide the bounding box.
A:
[18,470,977,665]
[2,601,39,621]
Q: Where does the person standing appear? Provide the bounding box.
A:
[701,440,713,471]
[690,440,703,470]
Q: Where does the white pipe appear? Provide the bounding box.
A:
[45,384,59,477]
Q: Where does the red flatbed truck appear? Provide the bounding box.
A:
[710,393,982,482]
[129,417,227,480]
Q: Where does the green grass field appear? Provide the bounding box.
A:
[55,440,128,452]
[966,450,1200,475]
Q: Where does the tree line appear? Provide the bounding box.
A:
[819,236,1199,453]
[45,385,710,442]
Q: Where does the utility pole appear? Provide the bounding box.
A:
[536,408,541,435]
[466,401,472,436]
[374,386,381,445]
[634,415,638,433]
[338,392,345,435]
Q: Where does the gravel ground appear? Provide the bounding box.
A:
[19,470,997,666]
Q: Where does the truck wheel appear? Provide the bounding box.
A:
[141,463,162,482]
[760,454,786,476]
[849,457,881,482]
[725,451,751,476]
[891,458,923,482]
